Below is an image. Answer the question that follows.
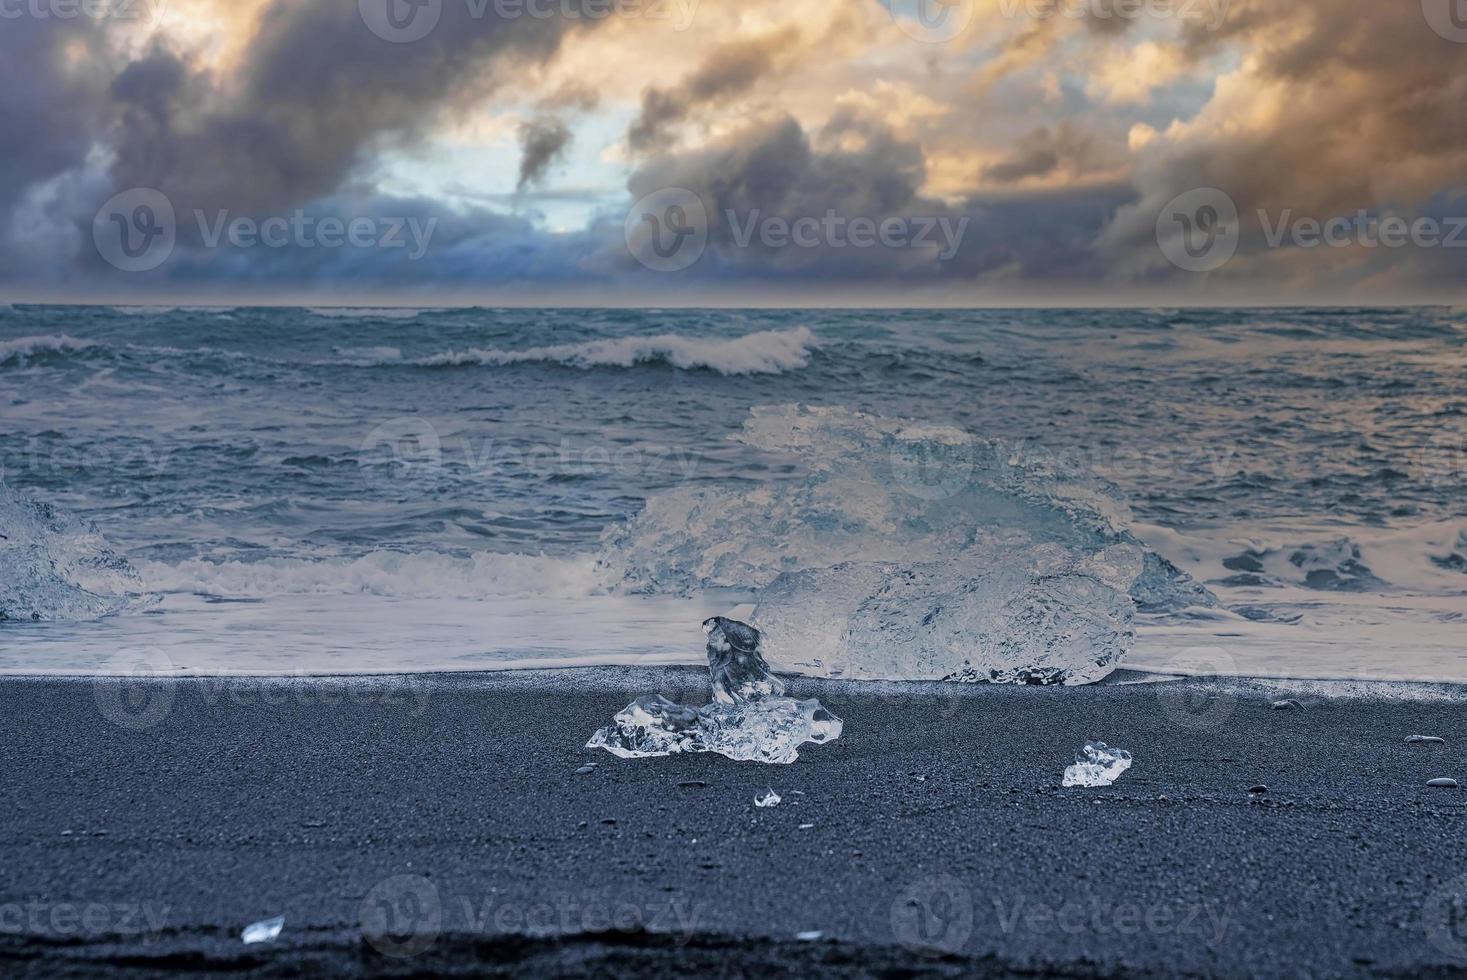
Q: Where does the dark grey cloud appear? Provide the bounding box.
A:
[609,109,1131,286]
[517,117,573,190]
[0,20,111,216]
[981,124,1101,184]
[1100,1,1467,292]
[104,4,600,217]
[627,27,800,152]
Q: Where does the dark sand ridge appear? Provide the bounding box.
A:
[2,668,1466,977]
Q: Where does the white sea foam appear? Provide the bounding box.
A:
[110,305,178,316]
[0,334,97,366]
[137,551,609,600]
[410,326,818,376]
[1136,520,1467,596]
[333,345,404,365]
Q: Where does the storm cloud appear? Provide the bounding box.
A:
[0,0,1461,303]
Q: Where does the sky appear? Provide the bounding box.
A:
[1,0,1464,306]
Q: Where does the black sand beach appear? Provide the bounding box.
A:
[3,668,1466,977]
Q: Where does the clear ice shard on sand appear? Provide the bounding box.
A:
[752,543,1139,685]
[586,617,842,765]
[1062,742,1133,787]
[598,405,1213,614]
[241,915,285,944]
[0,483,155,623]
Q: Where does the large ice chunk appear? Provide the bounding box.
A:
[0,484,153,623]
[752,544,1139,685]
[598,405,1212,613]
[586,617,842,764]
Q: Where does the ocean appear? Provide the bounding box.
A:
[2,304,1464,682]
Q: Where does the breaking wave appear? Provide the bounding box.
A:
[0,334,98,367]
[409,326,818,376]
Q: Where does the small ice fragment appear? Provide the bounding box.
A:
[755,788,781,807]
[1271,699,1302,710]
[241,915,284,944]
[798,823,815,829]
[1062,741,1132,788]
[1407,735,1446,745]
[796,930,823,941]
[1427,778,1459,788]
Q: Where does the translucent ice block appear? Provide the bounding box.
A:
[586,618,842,765]
[1062,742,1132,787]
[0,484,154,623]
[585,693,842,765]
[705,615,787,703]
[752,544,1140,685]
[598,405,1212,613]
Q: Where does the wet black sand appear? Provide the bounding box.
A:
[3,667,1467,977]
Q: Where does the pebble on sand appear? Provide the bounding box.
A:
[1248,785,1268,795]
[1271,699,1303,710]
[1426,778,1459,788]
